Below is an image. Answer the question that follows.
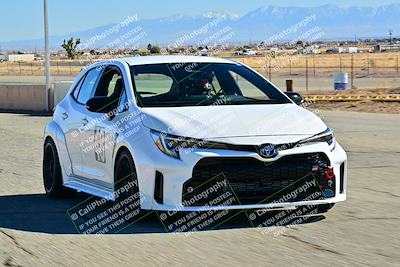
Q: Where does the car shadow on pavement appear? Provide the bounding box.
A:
[0,194,325,235]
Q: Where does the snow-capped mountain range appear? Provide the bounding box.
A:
[2,4,400,51]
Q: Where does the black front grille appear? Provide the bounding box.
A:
[183,153,333,206]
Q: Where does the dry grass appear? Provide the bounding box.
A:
[229,52,400,69]
[1,51,400,77]
[309,100,400,114]
[305,88,400,96]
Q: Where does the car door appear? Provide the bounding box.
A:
[64,67,103,177]
[80,65,127,188]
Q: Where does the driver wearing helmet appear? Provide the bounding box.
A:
[194,78,213,95]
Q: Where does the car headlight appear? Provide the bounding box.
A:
[150,130,181,159]
[297,128,336,149]
[150,130,205,159]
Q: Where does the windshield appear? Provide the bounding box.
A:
[130,62,291,107]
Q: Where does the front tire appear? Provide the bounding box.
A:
[43,138,74,198]
[114,150,142,218]
[318,203,335,213]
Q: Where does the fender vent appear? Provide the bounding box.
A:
[154,171,164,204]
[340,163,345,194]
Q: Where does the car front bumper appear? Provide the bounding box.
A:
[132,134,347,212]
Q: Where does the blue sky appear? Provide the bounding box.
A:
[1,0,400,41]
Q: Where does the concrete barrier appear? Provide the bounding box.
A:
[0,84,51,112]
[54,81,73,106]
[0,81,74,113]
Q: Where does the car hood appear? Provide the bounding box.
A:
[140,104,327,145]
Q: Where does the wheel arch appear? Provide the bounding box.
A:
[44,120,73,178]
[113,145,137,184]
[113,138,152,209]
[114,146,131,167]
[44,135,54,144]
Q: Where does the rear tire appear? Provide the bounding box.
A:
[43,138,74,198]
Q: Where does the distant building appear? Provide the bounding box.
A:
[373,44,400,53]
[325,47,358,54]
[234,48,256,56]
[243,49,256,56]
[201,48,208,56]
[0,54,6,62]
[6,54,35,62]
[331,47,345,54]
[81,52,92,58]
[346,47,358,54]
[298,46,320,54]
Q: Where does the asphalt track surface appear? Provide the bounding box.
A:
[0,110,399,266]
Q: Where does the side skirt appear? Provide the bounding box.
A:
[64,178,115,201]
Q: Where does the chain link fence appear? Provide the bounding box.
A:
[1,53,400,92]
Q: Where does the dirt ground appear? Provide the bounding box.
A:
[309,101,400,114]
[304,88,400,114]
[304,88,400,95]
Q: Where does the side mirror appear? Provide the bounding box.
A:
[86,97,114,113]
[285,92,304,105]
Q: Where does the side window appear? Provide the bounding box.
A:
[228,70,270,100]
[107,73,122,97]
[76,68,102,104]
[93,66,125,110]
[117,90,128,113]
[72,76,85,99]
[134,73,173,98]
[211,74,222,94]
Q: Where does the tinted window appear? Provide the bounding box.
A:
[229,70,270,100]
[76,68,102,104]
[117,90,128,113]
[72,76,85,99]
[130,63,290,107]
[92,66,125,111]
[134,73,173,97]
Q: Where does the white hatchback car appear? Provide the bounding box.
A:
[43,56,347,213]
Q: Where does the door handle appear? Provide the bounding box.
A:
[81,118,89,126]
[61,112,68,120]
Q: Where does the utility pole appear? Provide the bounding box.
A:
[389,29,393,45]
[351,54,354,89]
[306,56,309,91]
[44,0,50,112]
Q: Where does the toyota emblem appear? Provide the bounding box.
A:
[257,144,278,158]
